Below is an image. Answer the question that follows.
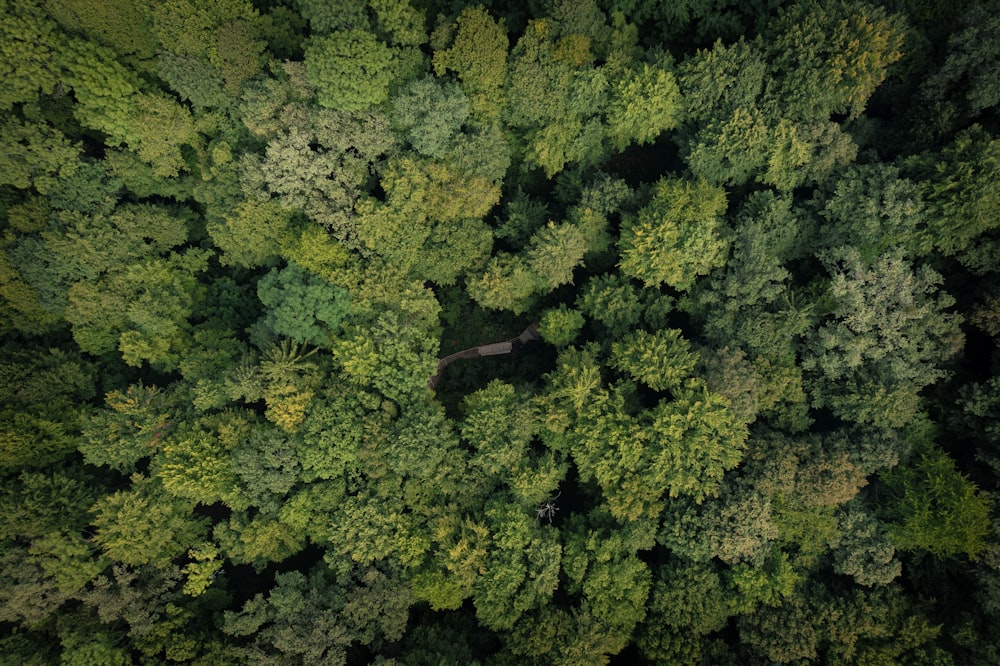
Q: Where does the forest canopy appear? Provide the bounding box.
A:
[2,0,999,664]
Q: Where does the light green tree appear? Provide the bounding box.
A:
[431,6,508,121]
[305,29,395,111]
[606,62,682,150]
[0,0,62,110]
[90,476,209,567]
[610,329,698,392]
[881,443,992,559]
[618,176,728,290]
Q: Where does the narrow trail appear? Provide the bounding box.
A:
[428,323,541,390]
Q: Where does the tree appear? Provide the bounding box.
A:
[921,4,1000,120]
[0,0,62,111]
[761,0,906,121]
[78,564,204,662]
[304,29,395,111]
[431,6,508,121]
[803,246,964,428]
[881,443,992,559]
[682,105,772,186]
[504,17,610,176]
[678,37,766,128]
[207,199,295,268]
[817,163,927,261]
[257,262,352,346]
[833,507,901,586]
[637,556,732,661]
[575,273,644,339]
[659,481,778,565]
[45,0,159,65]
[610,329,698,392]
[60,36,202,177]
[646,379,749,504]
[223,568,353,664]
[461,381,537,482]
[391,76,469,158]
[90,476,209,568]
[606,62,682,150]
[538,305,586,347]
[466,252,537,314]
[43,204,189,283]
[904,125,1000,256]
[214,510,307,568]
[472,502,562,632]
[356,154,498,285]
[0,540,74,626]
[78,382,176,474]
[0,469,98,541]
[526,220,591,290]
[151,413,250,510]
[618,176,728,290]
[0,345,94,470]
[65,248,211,370]
[0,119,81,195]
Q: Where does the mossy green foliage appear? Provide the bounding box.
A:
[1,0,998,663]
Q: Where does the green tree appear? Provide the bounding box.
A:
[618,176,728,290]
[659,481,778,565]
[505,16,610,176]
[682,105,771,186]
[0,345,94,470]
[803,246,964,428]
[391,77,469,158]
[214,510,306,568]
[431,6,508,121]
[0,469,98,541]
[539,305,586,347]
[61,36,202,177]
[472,502,562,631]
[305,29,395,111]
[207,199,295,268]
[678,36,766,126]
[79,382,177,474]
[526,220,591,290]
[881,443,992,559]
[90,476,209,567]
[610,328,698,392]
[44,0,159,65]
[257,262,352,346]
[0,541,73,626]
[65,248,211,370]
[0,119,81,195]
[904,125,1000,256]
[466,252,537,314]
[817,163,927,261]
[921,4,1000,119]
[78,564,203,662]
[150,0,266,95]
[0,0,62,111]
[762,0,906,121]
[43,204,189,283]
[152,413,250,510]
[833,507,901,586]
[575,273,644,338]
[223,568,353,664]
[605,62,682,150]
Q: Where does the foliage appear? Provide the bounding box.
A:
[0,0,996,662]
[304,29,395,111]
[881,443,992,559]
[618,176,728,290]
[256,262,352,345]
